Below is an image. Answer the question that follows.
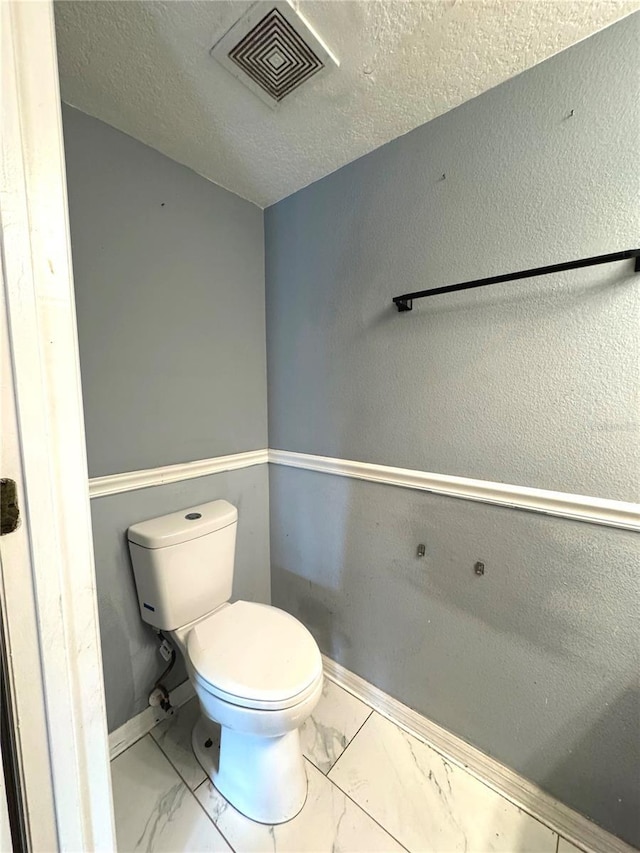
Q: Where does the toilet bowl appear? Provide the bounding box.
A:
[127,500,322,825]
[172,599,323,823]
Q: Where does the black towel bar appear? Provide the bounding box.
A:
[392,248,640,312]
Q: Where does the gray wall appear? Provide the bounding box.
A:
[266,15,639,503]
[63,105,267,479]
[266,15,640,846]
[63,106,270,731]
[271,468,639,844]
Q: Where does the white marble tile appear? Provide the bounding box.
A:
[557,840,581,853]
[301,678,372,773]
[195,757,405,852]
[151,697,210,790]
[112,735,230,852]
[329,712,557,853]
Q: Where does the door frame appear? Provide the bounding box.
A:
[1,2,115,849]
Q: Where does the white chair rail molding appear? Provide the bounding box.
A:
[88,449,640,533]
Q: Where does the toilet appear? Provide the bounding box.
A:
[127,500,323,824]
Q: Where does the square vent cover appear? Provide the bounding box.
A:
[211,1,338,108]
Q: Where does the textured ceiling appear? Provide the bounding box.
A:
[55,1,639,208]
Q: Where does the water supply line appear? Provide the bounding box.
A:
[149,630,176,713]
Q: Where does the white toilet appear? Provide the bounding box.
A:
[127,500,323,824]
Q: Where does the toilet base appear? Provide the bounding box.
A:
[192,715,308,825]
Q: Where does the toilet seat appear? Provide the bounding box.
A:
[192,667,322,711]
[186,600,322,711]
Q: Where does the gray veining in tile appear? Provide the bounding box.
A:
[301,678,372,773]
[151,697,210,791]
[195,757,406,852]
[329,712,558,852]
[111,735,230,852]
[557,840,583,853]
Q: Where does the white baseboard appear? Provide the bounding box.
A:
[322,655,636,853]
[108,680,195,760]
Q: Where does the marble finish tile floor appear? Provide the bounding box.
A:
[111,678,580,852]
[557,842,582,853]
[328,712,556,853]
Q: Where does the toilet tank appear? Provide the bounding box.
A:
[127,500,237,631]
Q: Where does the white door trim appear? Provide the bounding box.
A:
[1,3,115,849]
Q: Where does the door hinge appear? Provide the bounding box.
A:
[1,480,20,535]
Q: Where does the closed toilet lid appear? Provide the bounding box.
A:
[187,601,322,706]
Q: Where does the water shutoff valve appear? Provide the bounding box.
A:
[149,685,174,714]
[149,687,167,708]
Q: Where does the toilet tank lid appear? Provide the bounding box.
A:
[127,500,237,549]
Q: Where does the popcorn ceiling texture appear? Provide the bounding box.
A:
[54,0,639,207]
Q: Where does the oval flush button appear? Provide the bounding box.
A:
[185,512,202,520]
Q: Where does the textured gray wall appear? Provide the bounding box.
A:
[266,15,640,846]
[63,105,267,479]
[266,15,639,502]
[271,467,639,844]
[62,106,270,732]
[92,466,270,732]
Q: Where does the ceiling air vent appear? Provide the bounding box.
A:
[211,1,338,108]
